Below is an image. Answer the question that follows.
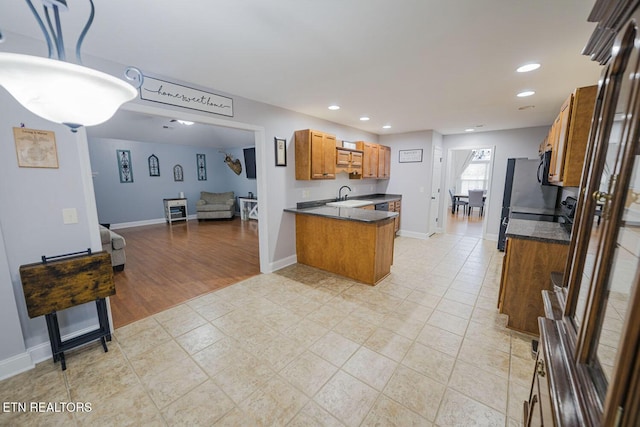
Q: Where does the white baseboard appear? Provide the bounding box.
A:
[398,230,429,239]
[110,218,166,230]
[0,352,34,381]
[0,324,105,380]
[268,255,297,273]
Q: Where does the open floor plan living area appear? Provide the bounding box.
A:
[1,232,534,426]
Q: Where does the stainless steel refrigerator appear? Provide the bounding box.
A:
[497,158,560,251]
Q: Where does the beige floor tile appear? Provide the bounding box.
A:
[309,331,359,367]
[457,338,511,379]
[307,305,349,329]
[68,352,140,402]
[511,332,537,360]
[383,365,445,422]
[253,333,305,371]
[127,339,189,381]
[435,388,505,426]
[362,395,431,426]
[465,320,511,354]
[1,359,67,403]
[314,370,379,427]
[280,351,338,397]
[188,298,236,322]
[510,355,536,388]
[436,298,474,320]
[156,307,207,338]
[416,324,463,357]
[364,327,413,362]
[116,320,173,359]
[238,375,308,425]
[192,336,250,377]
[405,289,440,309]
[393,300,432,322]
[113,316,159,342]
[175,323,226,354]
[507,381,530,422]
[343,347,397,391]
[141,357,207,408]
[1,409,76,427]
[333,314,379,344]
[282,318,329,347]
[212,355,275,404]
[75,383,159,425]
[443,288,478,306]
[380,314,425,340]
[448,359,508,413]
[427,310,469,336]
[401,342,455,384]
[288,401,344,427]
[162,379,235,426]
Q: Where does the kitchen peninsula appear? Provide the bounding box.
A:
[284,196,399,285]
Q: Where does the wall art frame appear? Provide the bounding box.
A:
[148,154,160,176]
[13,127,59,168]
[196,154,207,181]
[173,164,184,182]
[275,137,287,167]
[399,149,423,163]
[117,149,133,183]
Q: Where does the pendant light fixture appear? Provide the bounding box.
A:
[0,0,137,131]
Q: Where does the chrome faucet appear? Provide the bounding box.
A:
[338,185,352,201]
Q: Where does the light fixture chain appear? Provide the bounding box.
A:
[24,0,54,58]
[124,67,144,88]
[75,0,95,64]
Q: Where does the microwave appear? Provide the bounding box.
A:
[537,151,552,185]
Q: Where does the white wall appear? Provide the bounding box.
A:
[442,126,549,238]
[380,131,437,239]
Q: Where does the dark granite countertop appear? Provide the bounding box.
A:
[295,193,402,209]
[506,219,571,244]
[284,205,397,223]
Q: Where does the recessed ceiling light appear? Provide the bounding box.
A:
[517,63,541,73]
[465,128,475,132]
[328,105,340,110]
[517,90,535,97]
[360,116,370,121]
[177,120,194,125]
[382,125,391,129]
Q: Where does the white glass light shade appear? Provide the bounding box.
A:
[0,53,137,128]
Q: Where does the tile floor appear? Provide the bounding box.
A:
[0,234,536,426]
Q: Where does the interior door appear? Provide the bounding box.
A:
[429,146,442,236]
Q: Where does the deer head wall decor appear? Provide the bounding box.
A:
[220,151,242,175]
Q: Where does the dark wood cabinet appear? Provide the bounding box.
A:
[524,2,640,425]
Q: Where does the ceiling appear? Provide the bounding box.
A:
[0,0,603,142]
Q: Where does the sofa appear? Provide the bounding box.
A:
[196,191,235,220]
[99,225,126,271]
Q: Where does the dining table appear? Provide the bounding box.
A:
[452,191,487,214]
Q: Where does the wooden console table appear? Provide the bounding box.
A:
[19,250,115,370]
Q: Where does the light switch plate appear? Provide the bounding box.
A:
[62,208,78,224]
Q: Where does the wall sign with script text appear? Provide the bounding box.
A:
[140,76,233,117]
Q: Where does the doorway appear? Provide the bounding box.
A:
[443,146,495,238]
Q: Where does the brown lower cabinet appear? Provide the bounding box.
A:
[498,237,569,335]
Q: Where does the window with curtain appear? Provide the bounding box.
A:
[459,149,491,194]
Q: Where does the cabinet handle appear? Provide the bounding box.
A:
[537,360,545,377]
[592,190,611,203]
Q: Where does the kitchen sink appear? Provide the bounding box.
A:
[325,200,373,208]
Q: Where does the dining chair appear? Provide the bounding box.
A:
[467,189,485,216]
[449,188,468,215]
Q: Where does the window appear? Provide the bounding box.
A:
[459,149,491,194]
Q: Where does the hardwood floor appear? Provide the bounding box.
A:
[445,208,484,237]
[109,218,260,328]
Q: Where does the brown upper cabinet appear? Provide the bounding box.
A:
[336,147,363,178]
[355,141,391,179]
[295,129,336,180]
[546,85,597,187]
[378,145,391,179]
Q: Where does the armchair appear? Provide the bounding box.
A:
[196,191,235,220]
[99,225,126,271]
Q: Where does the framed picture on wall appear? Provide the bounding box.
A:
[173,164,184,181]
[13,127,59,168]
[399,149,423,163]
[196,154,207,180]
[275,137,287,166]
[148,154,160,176]
[117,149,133,183]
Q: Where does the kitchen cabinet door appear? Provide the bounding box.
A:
[378,145,391,179]
[358,142,379,178]
[295,129,336,180]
